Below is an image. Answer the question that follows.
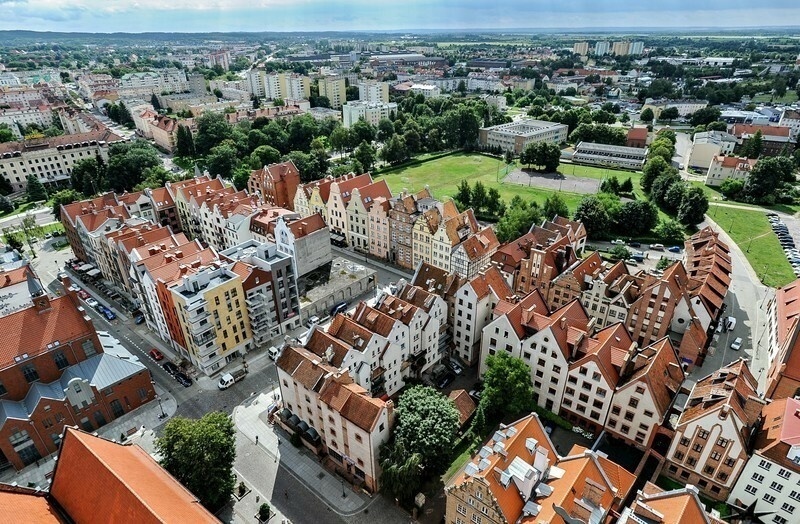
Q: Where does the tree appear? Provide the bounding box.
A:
[689,107,722,127]
[610,244,631,260]
[392,386,459,476]
[403,129,421,156]
[660,107,680,122]
[454,179,472,209]
[380,442,423,505]
[641,156,672,194]
[231,166,251,191]
[656,257,673,271]
[677,186,709,225]
[663,181,688,213]
[150,93,161,111]
[0,196,14,214]
[194,112,232,156]
[351,119,376,146]
[657,129,677,145]
[204,141,240,179]
[485,188,503,217]
[377,118,395,142]
[619,177,634,194]
[520,142,560,172]
[353,141,377,172]
[0,123,14,143]
[175,125,195,157]
[471,181,487,212]
[286,114,319,152]
[25,175,47,202]
[574,195,610,239]
[51,189,82,219]
[741,130,763,159]
[719,178,744,200]
[616,200,659,237]
[655,218,685,244]
[106,141,162,192]
[600,175,621,195]
[69,156,105,194]
[651,173,682,210]
[744,156,795,204]
[329,126,351,156]
[481,352,534,419]
[249,145,281,170]
[640,107,654,122]
[495,198,542,243]
[156,412,236,511]
[543,192,569,219]
[379,135,409,165]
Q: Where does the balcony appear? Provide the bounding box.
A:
[192,328,216,346]
[185,306,210,323]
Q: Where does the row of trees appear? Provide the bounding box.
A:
[453,179,504,219]
[719,156,796,205]
[520,141,560,173]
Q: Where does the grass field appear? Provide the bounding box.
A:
[752,91,799,104]
[378,153,588,213]
[708,206,795,288]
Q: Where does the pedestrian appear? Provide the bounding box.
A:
[255,435,259,445]
[284,490,289,501]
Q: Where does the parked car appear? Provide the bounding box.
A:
[78,290,90,299]
[731,337,743,351]
[149,349,164,361]
[625,258,639,266]
[95,303,106,314]
[469,389,483,401]
[85,298,98,308]
[726,316,737,331]
[627,241,641,248]
[268,346,281,360]
[175,372,193,387]
[134,313,145,324]
[668,246,682,253]
[306,315,320,327]
[610,239,625,245]
[649,244,665,251]
[447,359,463,375]
[102,308,116,321]
[162,361,179,375]
[437,372,455,389]
[329,301,349,316]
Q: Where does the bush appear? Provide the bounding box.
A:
[258,502,271,522]
[532,405,572,430]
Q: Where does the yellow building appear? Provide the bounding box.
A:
[412,207,441,269]
[319,77,347,109]
[169,263,252,375]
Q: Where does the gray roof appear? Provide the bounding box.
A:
[0,354,147,428]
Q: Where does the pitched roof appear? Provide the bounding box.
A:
[284,212,327,238]
[411,261,465,299]
[457,227,500,262]
[318,379,386,432]
[50,428,219,524]
[627,127,648,140]
[573,322,635,385]
[618,337,685,417]
[74,205,130,234]
[352,302,398,337]
[276,345,337,392]
[684,227,731,317]
[0,128,124,155]
[492,231,538,273]
[147,187,175,209]
[0,294,95,372]
[0,484,66,523]
[332,172,373,204]
[327,314,375,353]
[250,160,299,182]
[730,123,791,138]
[619,482,723,524]
[710,155,756,169]
[304,328,350,367]
[466,265,513,301]
[351,179,392,211]
[752,397,800,473]
[448,389,477,427]
[773,278,800,386]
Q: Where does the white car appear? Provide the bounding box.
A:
[610,239,625,245]
[86,298,98,308]
[731,337,743,351]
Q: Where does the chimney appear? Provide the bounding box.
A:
[175,250,184,258]
[560,316,566,330]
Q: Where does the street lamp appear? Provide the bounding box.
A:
[151,381,166,419]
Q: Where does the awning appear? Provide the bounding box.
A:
[330,233,345,242]
[86,268,101,277]
[297,420,309,433]
[78,263,94,272]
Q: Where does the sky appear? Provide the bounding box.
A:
[1,0,800,33]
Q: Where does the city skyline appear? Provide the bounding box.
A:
[1,0,800,34]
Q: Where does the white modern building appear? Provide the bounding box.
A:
[342,101,398,127]
[478,119,568,154]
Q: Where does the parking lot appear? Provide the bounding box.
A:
[768,213,800,278]
[590,240,685,273]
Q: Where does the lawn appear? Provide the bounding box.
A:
[752,91,799,104]
[376,153,630,215]
[708,206,795,288]
[0,200,40,219]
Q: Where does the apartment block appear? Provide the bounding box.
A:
[166,175,227,240]
[346,179,392,251]
[220,240,301,344]
[445,413,635,524]
[167,262,253,375]
[573,42,589,55]
[730,123,794,157]
[664,359,765,501]
[688,131,737,171]
[342,101,398,127]
[766,279,800,400]
[247,160,301,210]
[276,345,393,492]
[612,41,631,56]
[0,129,124,192]
[728,397,800,524]
[453,266,512,366]
[779,109,800,141]
[705,155,757,187]
[319,77,347,109]
[478,119,569,154]
[410,262,465,347]
[357,81,389,104]
[394,280,450,365]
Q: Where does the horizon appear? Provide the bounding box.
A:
[2,0,800,34]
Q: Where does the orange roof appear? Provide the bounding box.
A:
[50,428,219,523]
[285,212,327,238]
[148,187,175,209]
[352,179,392,211]
[0,294,95,372]
[572,322,634,385]
[448,389,477,427]
[304,328,350,367]
[151,248,217,286]
[319,379,386,432]
[137,240,204,272]
[620,482,722,524]
[60,193,120,225]
[277,345,337,392]
[753,397,800,472]
[333,172,373,205]
[119,227,178,254]
[773,279,800,387]
[0,484,66,523]
[711,155,756,169]
[457,227,499,261]
[411,262,465,299]
[627,127,648,140]
[0,265,28,288]
[352,302,398,337]
[75,204,129,233]
[467,265,513,301]
[619,337,685,417]
[731,123,791,138]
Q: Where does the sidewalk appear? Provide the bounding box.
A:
[233,390,374,517]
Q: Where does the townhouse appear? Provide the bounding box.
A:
[618,482,727,524]
[766,278,800,400]
[374,291,442,374]
[664,359,765,501]
[220,239,302,342]
[326,172,374,243]
[430,207,481,276]
[450,227,500,280]
[294,176,335,220]
[684,226,732,325]
[705,155,757,187]
[453,266,513,366]
[266,212,332,279]
[394,280,450,364]
[165,175,226,239]
[389,188,434,270]
[186,185,242,248]
[276,345,393,492]
[0,283,153,471]
[515,233,576,297]
[246,160,301,210]
[113,224,183,297]
[412,206,445,270]
[60,193,126,262]
[346,179,392,252]
[445,412,635,524]
[728,397,800,524]
[367,196,391,260]
[411,262,465,339]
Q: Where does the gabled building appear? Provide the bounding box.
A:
[276,345,393,492]
[247,160,301,210]
[294,176,335,220]
[705,155,757,187]
[346,179,392,252]
[766,279,800,400]
[664,359,765,501]
[515,233,576,297]
[453,266,513,365]
[730,123,794,157]
[618,482,726,524]
[165,175,226,239]
[389,188,434,269]
[432,206,480,275]
[395,279,450,361]
[445,412,635,524]
[326,172,373,241]
[367,196,391,260]
[684,227,732,323]
[374,292,442,374]
[60,193,127,262]
[451,227,500,280]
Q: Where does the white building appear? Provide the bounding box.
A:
[409,84,441,98]
[705,155,756,187]
[594,41,610,56]
[478,119,569,154]
[688,131,736,172]
[572,142,649,170]
[357,81,389,104]
[629,41,645,56]
[342,101,398,127]
[0,107,55,139]
[779,109,800,141]
[729,397,800,524]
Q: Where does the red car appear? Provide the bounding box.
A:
[78,290,90,299]
[149,349,164,361]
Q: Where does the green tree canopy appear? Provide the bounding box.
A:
[574,195,610,239]
[204,141,240,179]
[677,186,710,225]
[175,124,195,157]
[194,112,233,156]
[156,412,236,511]
[353,141,377,172]
[655,218,685,244]
[744,156,795,204]
[641,156,674,194]
[25,175,48,202]
[106,141,162,192]
[640,107,654,122]
[51,189,82,219]
[481,352,534,419]
[543,192,569,219]
[616,200,659,237]
[495,198,542,243]
[249,145,281,170]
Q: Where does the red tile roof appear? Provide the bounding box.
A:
[352,179,392,211]
[0,485,66,523]
[0,293,95,372]
[448,389,477,427]
[753,397,800,472]
[731,123,791,138]
[50,428,219,523]
[627,127,648,140]
[319,379,387,432]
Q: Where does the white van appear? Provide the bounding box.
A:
[726,316,737,332]
[268,346,281,360]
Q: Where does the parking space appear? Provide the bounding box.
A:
[590,240,684,273]
[768,213,800,279]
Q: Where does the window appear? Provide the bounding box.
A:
[674,451,685,460]
[82,339,96,357]
[704,466,714,475]
[724,457,736,467]
[0,380,6,396]
[698,430,709,440]
[717,472,728,481]
[752,473,764,483]
[774,516,787,524]
[680,437,690,446]
[778,468,792,479]
[457,504,467,516]
[471,515,482,524]
[716,437,729,448]
[612,405,621,415]
[790,490,800,502]
[710,451,721,461]
[624,411,634,422]
[138,388,148,401]
[781,503,795,514]
[759,459,772,471]
[693,444,703,452]
[770,481,784,493]
[355,434,362,443]
[745,484,758,495]
[763,494,776,504]
[21,364,39,383]
[628,398,639,408]
[53,351,69,370]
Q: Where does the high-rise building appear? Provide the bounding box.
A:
[357,80,389,104]
[594,41,610,56]
[573,41,589,55]
[612,41,631,56]
[629,41,645,56]
[318,76,347,109]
